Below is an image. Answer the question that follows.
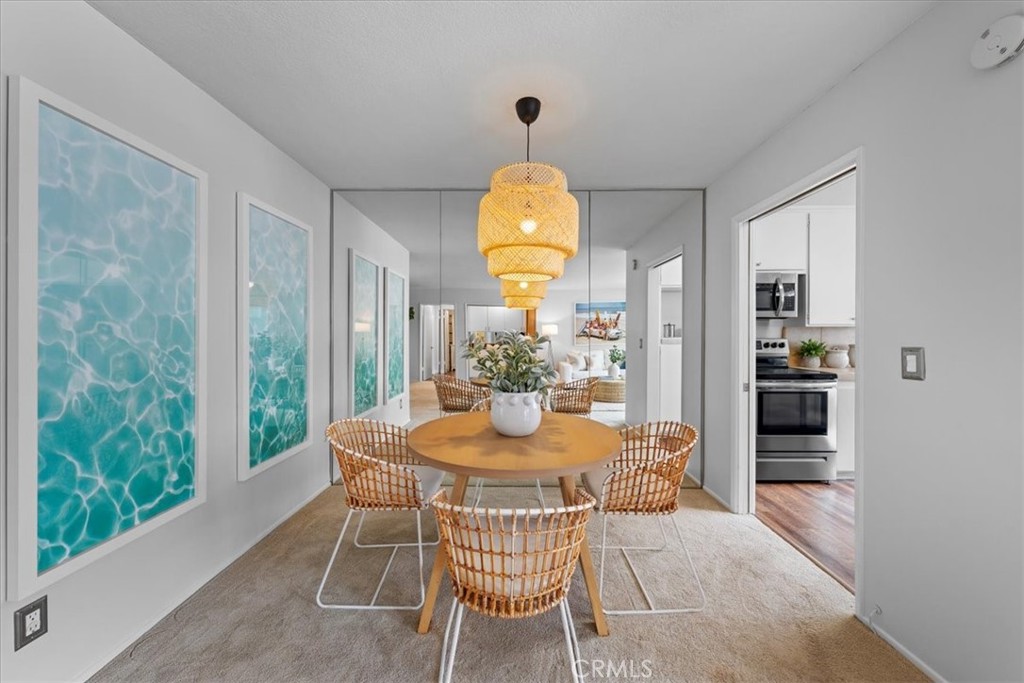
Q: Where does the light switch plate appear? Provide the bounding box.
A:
[901,347,925,380]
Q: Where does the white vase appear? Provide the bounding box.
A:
[609,363,621,379]
[801,356,822,368]
[825,348,850,369]
[490,391,542,437]
[848,344,856,368]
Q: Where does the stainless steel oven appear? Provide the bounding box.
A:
[755,272,799,319]
[755,339,838,481]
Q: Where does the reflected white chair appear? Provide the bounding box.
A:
[430,489,596,683]
[583,421,706,615]
[318,419,444,611]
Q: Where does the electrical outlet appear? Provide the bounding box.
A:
[14,596,48,650]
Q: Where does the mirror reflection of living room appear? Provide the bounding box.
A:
[335,189,704,485]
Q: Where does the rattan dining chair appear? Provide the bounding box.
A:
[582,421,706,615]
[468,397,547,507]
[549,377,599,417]
[430,489,596,683]
[318,419,444,611]
[433,374,491,415]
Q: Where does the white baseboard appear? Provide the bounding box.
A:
[701,484,734,512]
[73,481,331,682]
[855,615,945,682]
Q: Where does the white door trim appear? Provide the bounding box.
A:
[729,148,865,611]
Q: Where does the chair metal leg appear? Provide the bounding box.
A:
[596,512,707,615]
[471,478,484,507]
[534,479,546,507]
[316,508,428,611]
[560,601,583,683]
[438,599,464,683]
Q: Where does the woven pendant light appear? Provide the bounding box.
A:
[501,279,546,310]
[501,279,547,299]
[504,295,543,310]
[478,97,579,282]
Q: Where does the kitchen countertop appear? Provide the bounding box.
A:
[789,357,856,382]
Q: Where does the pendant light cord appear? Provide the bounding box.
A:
[526,124,531,162]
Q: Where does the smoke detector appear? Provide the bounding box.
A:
[971,15,1024,70]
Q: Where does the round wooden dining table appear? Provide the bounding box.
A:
[409,411,621,637]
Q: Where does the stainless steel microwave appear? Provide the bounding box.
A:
[755,272,799,318]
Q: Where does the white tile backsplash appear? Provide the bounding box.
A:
[782,325,855,350]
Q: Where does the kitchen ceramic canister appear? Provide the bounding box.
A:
[824,346,850,369]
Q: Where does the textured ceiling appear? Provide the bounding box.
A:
[89,0,933,190]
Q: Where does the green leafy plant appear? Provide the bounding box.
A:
[462,331,557,396]
[608,345,625,367]
[798,338,828,358]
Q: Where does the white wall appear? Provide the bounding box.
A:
[0,2,332,680]
[331,194,411,426]
[701,1,1023,679]
[626,196,704,479]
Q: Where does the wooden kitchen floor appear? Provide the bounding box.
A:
[755,481,855,592]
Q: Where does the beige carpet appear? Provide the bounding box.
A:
[92,486,925,683]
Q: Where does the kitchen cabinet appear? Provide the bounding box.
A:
[466,305,524,339]
[836,382,856,476]
[752,210,808,271]
[807,207,856,326]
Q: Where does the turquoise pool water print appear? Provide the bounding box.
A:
[36,103,198,573]
[247,204,309,468]
[352,254,378,415]
[387,271,405,400]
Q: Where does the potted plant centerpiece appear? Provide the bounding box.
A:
[798,338,828,369]
[463,331,556,437]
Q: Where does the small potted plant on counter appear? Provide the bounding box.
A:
[798,339,828,369]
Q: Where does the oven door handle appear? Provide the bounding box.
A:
[756,381,838,391]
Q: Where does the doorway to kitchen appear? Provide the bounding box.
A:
[743,166,859,594]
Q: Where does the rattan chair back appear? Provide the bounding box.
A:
[328,443,429,512]
[433,374,492,414]
[597,421,699,515]
[549,377,599,415]
[431,489,595,618]
[325,418,416,465]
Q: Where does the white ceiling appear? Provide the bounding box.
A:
[89,0,933,190]
[339,190,697,289]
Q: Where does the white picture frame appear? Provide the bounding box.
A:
[5,77,209,600]
[236,193,313,482]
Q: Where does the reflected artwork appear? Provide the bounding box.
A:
[352,254,379,415]
[574,301,627,344]
[386,270,405,400]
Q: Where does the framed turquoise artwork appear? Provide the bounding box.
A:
[349,251,380,416]
[6,78,208,599]
[236,194,312,481]
[385,269,406,402]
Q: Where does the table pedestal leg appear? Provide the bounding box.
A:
[417,474,469,634]
[559,475,610,637]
